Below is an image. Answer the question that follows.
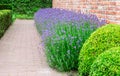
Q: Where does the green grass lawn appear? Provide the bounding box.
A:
[12,13,33,21]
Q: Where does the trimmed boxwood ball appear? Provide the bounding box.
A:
[90,47,120,76]
[78,24,120,76]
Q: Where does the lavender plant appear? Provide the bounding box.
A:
[34,8,106,71]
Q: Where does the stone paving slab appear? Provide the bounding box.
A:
[0,19,67,76]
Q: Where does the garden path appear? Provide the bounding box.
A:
[0,19,67,76]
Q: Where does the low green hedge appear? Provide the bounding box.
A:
[78,24,120,76]
[0,4,12,10]
[0,0,52,18]
[0,10,12,38]
[90,47,120,76]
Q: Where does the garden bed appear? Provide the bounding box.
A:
[34,8,106,72]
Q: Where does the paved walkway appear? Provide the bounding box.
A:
[0,19,67,76]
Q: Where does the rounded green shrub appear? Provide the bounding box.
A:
[90,47,120,76]
[78,24,120,76]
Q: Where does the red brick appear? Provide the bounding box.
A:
[106,11,116,15]
[116,12,120,15]
[107,7,115,10]
[110,2,116,5]
[115,17,120,21]
[115,7,120,10]
[53,0,120,24]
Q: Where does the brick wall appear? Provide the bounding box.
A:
[53,0,120,24]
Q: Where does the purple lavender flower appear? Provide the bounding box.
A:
[34,8,106,71]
